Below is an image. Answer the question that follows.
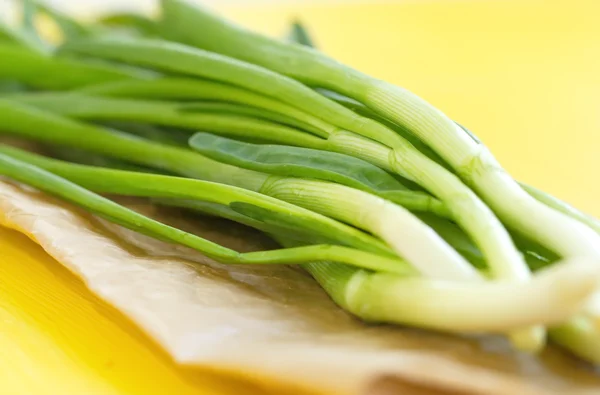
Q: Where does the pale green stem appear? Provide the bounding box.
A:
[261,177,480,281]
[522,182,600,235]
[550,316,600,364]
[0,100,470,277]
[326,131,530,280]
[306,256,598,332]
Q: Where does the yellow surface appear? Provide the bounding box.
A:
[1,1,600,394]
[0,227,273,395]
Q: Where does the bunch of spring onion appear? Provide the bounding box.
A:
[2,0,600,363]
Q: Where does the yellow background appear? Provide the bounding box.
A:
[2,1,600,394]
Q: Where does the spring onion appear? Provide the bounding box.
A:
[1,146,590,332]
[0,147,410,272]
[58,37,531,292]
[160,0,600,265]
[0,0,598,361]
[0,99,480,280]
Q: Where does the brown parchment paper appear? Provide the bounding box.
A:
[1,178,600,395]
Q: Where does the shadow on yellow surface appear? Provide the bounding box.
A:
[1,1,600,394]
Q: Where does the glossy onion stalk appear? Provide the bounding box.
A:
[274,237,598,332]
[58,38,528,293]
[159,0,600,263]
[0,100,476,279]
[158,0,600,349]
[0,149,412,272]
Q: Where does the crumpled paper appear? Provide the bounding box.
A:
[1,178,599,395]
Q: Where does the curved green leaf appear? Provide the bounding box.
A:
[12,92,327,149]
[190,132,407,191]
[59,37,402,146]
[190,133,449,216]
[0,144,409,274]
[0,139,394,258]
[80,78,332,136]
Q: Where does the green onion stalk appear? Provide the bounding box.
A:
[0,146,592,332]
[80,77,336,137]
[9,92,449,216]
[2,0,599,357]
[286,20,600,359]
[0,99,481,281]
[57,31,543,348]
[58,38,531,287]
[157,0,600,263]
[0,144,412,273]
[523,183,600,235]
[156,0,600,349]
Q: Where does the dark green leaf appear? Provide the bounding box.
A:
[190,132,410,193]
